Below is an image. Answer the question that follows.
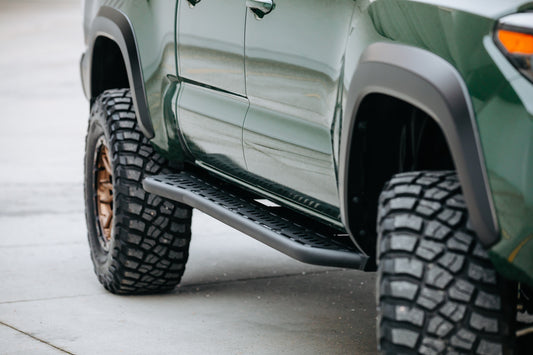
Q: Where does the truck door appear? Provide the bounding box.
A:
[176,0,249,172]
[243,0,355,219]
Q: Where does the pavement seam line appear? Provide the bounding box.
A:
[0,293,107,305]
[177,268,348,290]
[0,270,350,304]
[0,270,354,306]
[0,241,85,249]
[0,210,83,217]
[0,320,75,355]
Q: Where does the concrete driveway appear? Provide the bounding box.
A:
[0,1,377,354]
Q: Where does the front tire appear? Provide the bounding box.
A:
[84,89,192,294]
[377,171,515,354]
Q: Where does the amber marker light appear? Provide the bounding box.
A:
[494,13,533,83]
[497,29,533,55]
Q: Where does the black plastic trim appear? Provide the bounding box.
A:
[143,172,368,270]
[80,52,87,97]
[81,6,154,138]
[339,42,500,247]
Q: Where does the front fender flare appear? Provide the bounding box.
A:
[339,42,499,247]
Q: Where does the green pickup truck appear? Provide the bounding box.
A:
[80,0,533,352]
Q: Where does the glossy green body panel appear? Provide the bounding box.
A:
[177,83,249,170]
[177,0,247,95]
[243,0,355,220]
[83,0,183,159]
[344,0,533,285]
[175,0,249,175]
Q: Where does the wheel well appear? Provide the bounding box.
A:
[346,93,454,266]
[90,36,129,100]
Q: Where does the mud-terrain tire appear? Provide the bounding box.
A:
[377,171,515,354]
[84,88,192,294]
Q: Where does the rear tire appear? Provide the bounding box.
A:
[377,171,515,354]
[84,89,192,294]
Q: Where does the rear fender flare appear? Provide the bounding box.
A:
[81,6,154,138]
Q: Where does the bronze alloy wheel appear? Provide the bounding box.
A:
[94,138,113,251]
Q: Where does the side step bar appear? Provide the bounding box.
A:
[143,172,368,270]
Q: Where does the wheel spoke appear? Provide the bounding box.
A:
[95,143,113,244]
[101,210,113,229]
[101,150,112,176]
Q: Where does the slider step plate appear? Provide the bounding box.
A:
[143,172,368,270]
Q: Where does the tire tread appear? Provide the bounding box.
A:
[377,171,514,354]
[85,89,192,294]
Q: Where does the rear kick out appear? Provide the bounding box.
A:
[80,0,533,353]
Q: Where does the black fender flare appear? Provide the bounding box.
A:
[339,42,500,247]
[80,6,154,139]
